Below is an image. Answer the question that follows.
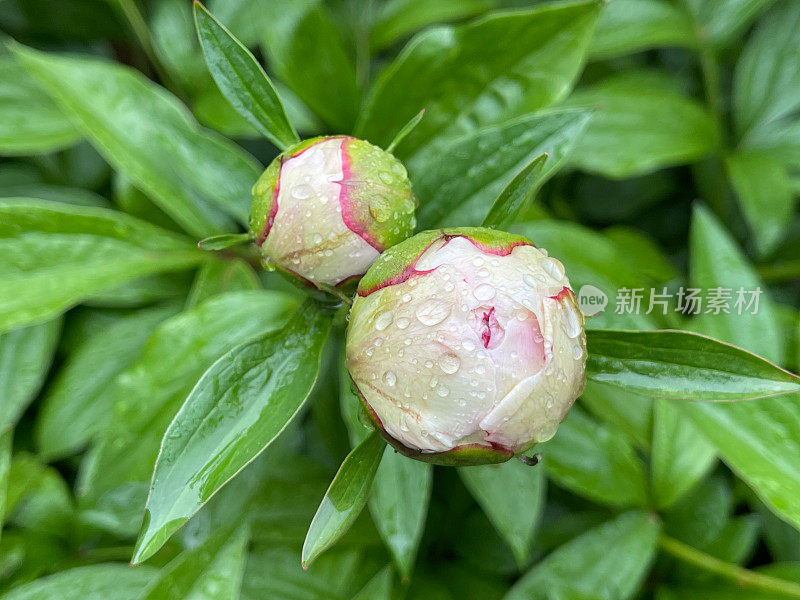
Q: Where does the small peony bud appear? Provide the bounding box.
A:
[345,227,586,466]
[250,135,417,289]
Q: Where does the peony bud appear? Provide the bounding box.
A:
[345,227,586,466]
[250,135,416,289]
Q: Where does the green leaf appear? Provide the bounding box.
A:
[193,1,299,149]
[0,428,11,539]
[458,458,545,567]
[0,318,60,431]
[353,565,393,600]
[678,393,800,532]
[651,398,717,509]
[386,109,426,154]
[186,259,260,308]
[581,380,653,449]
[259,0,359,131]
[35,304,179,460]
[690,204,785,363]
[482,153,547,229]
[504,511,660,600]
[683,0,776,48]
[724,152,795,255]
[78,290,296,526]
[1,564,157,600]
[133,300,329,564]
[197,232,253,251]
[10,43,262,237]
[357,0,602,153]
[586,329,800,401]
[0,57,81,155]
[733,0,800,141]
[540,407,649,508]
[5,453,73,538]
[370,447,432,579]
[589,0,695,59]
[562,71,719,178]
[0,183,109,208]
[138,524,250,600]
[302,432,386,568]
[412,109,592,228]
[0,199,204,333]
[369,0,490,50]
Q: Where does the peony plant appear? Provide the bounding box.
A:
[2,0,800,598]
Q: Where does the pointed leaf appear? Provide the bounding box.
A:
[10,43,261,237]
[138,524,250,599]
[412,108,592,228]
[353,565,394,600]
[0,318,60,431]
[194,1,299,149]
[482,153,547,228]
[505,511,660,600]
[197,232,253,251]
[0,199,203,333]
[357,0,602,153]
[459,457,545,567]
[132,300,328,563]
[586,329,800,401]
[370,447,432,579]
[302,432,386,567]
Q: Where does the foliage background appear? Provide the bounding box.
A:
[1,0,800,598]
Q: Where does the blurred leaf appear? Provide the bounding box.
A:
[733,1,800,141]
[35,304,179,460]
[458,458,545,567]
[690,204,785,363]
[482,153,547,229]
[134,301,329,563]
[0,183,108,208]
[724,152,795,256]
[0,318,60,431]
[197,233,253,251]
[754,499,800,561]
[194,2,299,149]
[6,453,73,538]
[682,0,776,48]
[412,109,592,228]
[540,407,649,508]
[357,0,602,153]
[150,0,208,94]
[678,393,800,533]
[302,432,385,567]
[0,429,11,540]
[504,511,660,600]
[84,273,192,309]
[0,57,81,155]
[563,71,719,178]
[78,291,296,528]
[139,524,249,600]
[1,564,157,600]
[370,448,431,579]
[260,0,359,131]
[589,0,695,59]
[602,226,679,283]
[651,399,717,509]
[663,475,732,548]
[0,199,203,333]
[369,0,489,50]
[580,380,653,449]
[186,259,260,308]
[586,329,800,400]
[353,565,393,600]
[10,43,262,237]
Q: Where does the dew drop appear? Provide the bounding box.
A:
[312,233,323,245]
[383,370,397,387]
[541,257,565,281]
[562,303,582,338]
[375,311,393,331]
[436,384,450,397]
[473,283,496,301]
[396,316,411,329]
[439,353,461,374]
[291,184,313,200]
[416,300,451,326]
[572,344,584,360]
[523,273,538,288]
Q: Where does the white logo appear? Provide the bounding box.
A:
[578,285,607,316]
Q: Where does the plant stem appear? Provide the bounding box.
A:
[659,535,800,599]
[757,260,800,283]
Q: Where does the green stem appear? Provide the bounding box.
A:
[659,535,800,599]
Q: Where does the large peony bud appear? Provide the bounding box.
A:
[250,135,416,290]
[345,227,586,466]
